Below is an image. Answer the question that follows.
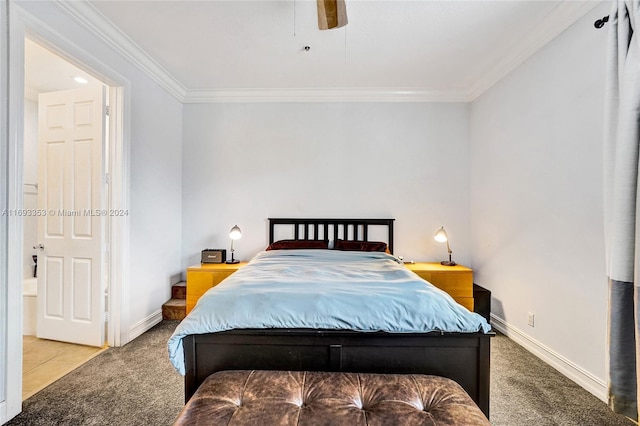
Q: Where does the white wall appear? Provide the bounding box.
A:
[182,102,471,267]
[12,1,184,336]
[128,79,183,325]
[470,2,610,399]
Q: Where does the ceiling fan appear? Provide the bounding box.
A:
[317,0,348,30]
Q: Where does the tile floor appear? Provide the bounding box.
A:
[22,335,106,400]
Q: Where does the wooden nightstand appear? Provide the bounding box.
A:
[186,262,248,315]
[404,262,474,311]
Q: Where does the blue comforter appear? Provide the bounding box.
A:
[168,249,491,374]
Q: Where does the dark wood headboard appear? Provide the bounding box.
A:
[268,218,395,254]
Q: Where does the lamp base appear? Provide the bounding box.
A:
[226,260,240,264]
[440,260,457,266]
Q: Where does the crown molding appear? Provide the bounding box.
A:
[52,0,187,101]
[467,0,602,101]
[183,87,470,103]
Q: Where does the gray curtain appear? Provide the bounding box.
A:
[604,0,640,421]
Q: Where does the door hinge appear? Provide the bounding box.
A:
[104,173,111,184]
[104,311,110,322]
[105,105,111,116]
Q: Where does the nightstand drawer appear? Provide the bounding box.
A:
[454,297,474,311]
[410,270,473,298]
[186,262,247,315]
[405,262,474,310]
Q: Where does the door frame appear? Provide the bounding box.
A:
[2,4,131,421]
[1,0,16,421]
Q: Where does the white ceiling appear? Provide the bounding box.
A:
[25,39,104,98]
[26,0,602,102]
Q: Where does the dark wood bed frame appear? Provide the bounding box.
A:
[183,218,494,417]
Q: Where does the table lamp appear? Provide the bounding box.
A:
[434,226,456,266]
[226,225,242,264]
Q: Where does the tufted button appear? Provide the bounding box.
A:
[409,398,424,411]
[352,397,363,409]
[422,402,434,413]
[360,395,381,412]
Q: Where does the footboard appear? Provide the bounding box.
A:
[183,329,494,417]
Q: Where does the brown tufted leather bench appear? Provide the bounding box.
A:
[173,370,490,425]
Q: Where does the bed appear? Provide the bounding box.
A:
[168,218,494,417]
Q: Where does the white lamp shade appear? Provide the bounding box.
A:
[434,226,448,243]
[229,225,242,240]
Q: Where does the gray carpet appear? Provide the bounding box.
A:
[8,321,184,426]
[490,332,634,426]
[6,321,635,425]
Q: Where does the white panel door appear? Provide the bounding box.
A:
[36,87,105,347]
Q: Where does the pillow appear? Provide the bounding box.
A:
[266,239,329,251]
[334,239,388,252]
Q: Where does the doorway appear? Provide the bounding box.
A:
[21,38,113,398]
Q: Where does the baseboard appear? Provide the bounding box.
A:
[128,309,163,341]
[0,399,21,426]
[490,314,607,403]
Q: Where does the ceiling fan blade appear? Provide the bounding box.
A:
[317,0,348,30]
